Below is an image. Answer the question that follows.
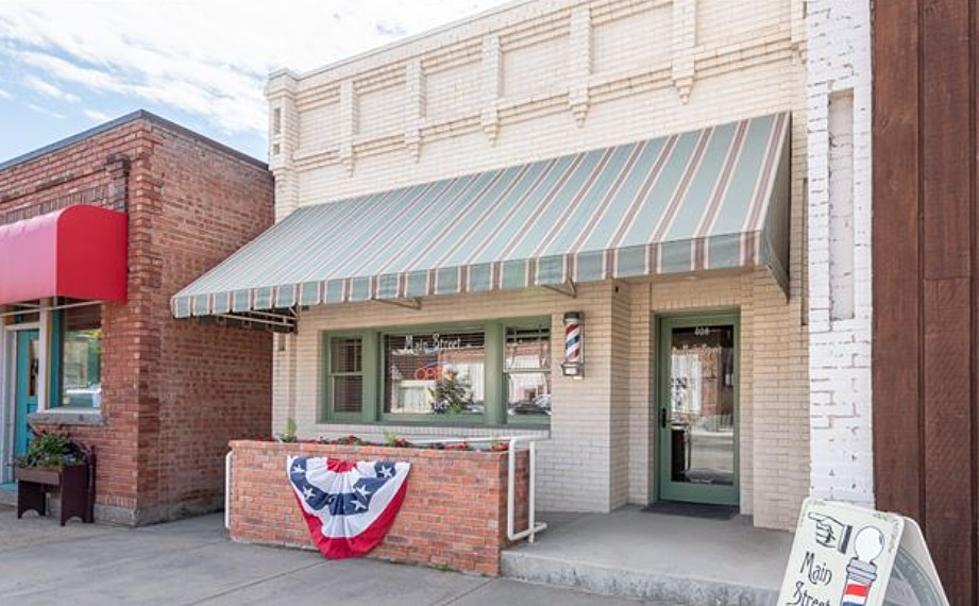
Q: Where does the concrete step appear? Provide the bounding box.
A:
[499,508,788,606]
[501,549,778,606]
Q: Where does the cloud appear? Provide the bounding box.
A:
[0,0,509,137]
[0,88,11,100]
[26,103,65,119]
[23,75,80,103]
[83,108,111,122]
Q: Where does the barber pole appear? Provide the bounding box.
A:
[561,311,584,378]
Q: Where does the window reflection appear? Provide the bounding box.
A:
[505,326,551,418]
[384,331,485,416]
[61,306,102,408]
[669,325,735,486]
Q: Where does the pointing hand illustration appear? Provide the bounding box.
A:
[808,512,853,553]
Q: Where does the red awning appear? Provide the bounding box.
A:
[0,205,127,305]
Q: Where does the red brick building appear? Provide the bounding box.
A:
[0,111,273,524]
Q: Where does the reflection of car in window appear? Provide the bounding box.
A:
[65,382,102,407]
[509,393,551,416]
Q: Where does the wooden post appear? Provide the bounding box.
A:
[872,1,979,603]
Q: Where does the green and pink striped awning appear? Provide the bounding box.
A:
[172,112,790,319]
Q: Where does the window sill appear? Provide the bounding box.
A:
[28,409,105,427]
[315,419,551,433]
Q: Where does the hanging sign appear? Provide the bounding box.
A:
[777,498,948,606]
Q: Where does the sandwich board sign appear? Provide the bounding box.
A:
[777,498,949,606]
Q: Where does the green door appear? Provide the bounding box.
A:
[14,330,40,457]
[657,314,739,506]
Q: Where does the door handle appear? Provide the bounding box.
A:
[660,407,667,429]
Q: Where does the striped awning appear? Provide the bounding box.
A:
[172,112,790,320]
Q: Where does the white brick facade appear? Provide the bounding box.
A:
[267,0,813,530]
[805,0,873,506]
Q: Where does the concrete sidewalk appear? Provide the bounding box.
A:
[0,506,671,606]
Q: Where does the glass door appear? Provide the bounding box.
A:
[657,314,738,506]
[14,329,40,458]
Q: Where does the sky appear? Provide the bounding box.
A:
[0,0,510,163]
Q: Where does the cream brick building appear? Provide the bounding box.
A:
[175,0,872,533]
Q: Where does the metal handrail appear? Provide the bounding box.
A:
[224,451,232,530]
[506,436,548,543]
[411,435,548,542]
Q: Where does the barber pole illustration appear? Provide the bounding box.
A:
[840,527,885,606]
[561,311,584,378]
[287,456,410,559]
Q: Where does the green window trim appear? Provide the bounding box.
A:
[48,309,63,409]
[322,330,377,423]
[48,307,104,410]
[320,317,552,428]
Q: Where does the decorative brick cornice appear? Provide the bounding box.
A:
[568,6,592,126]
[282,0,802,176]
[481,34,502,143]
[671,0,696,103]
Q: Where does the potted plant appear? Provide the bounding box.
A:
[13,428,84,482]
[13,426,95,524]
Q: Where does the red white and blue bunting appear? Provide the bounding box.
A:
[287,456,410,559]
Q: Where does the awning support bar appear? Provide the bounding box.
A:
[213,313,296,331]
[238,309,295,321]
[542,280,577,299]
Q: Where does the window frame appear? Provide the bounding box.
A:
[320,317,551,428]
[380,322,491,425]
[502,319,553,427]
[49,305,104,410]
[321,330,377,423]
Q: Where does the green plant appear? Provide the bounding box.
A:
[321,434,369,446]
[277,417,298,443]
[429,371,472,415]
[489,439,509,452]
[383,431,411,448]
[14,427,82,468]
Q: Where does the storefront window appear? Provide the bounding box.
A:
[323,318,551,426]
[57,305,102,408]
[383,331,485,417]
[504,325,551,419]
[329,336,363,414]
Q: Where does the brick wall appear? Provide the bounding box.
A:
[228,440,529,575]
[130,120,275,522]
[273,269,808,530]
[266,0,811,531]
[0,113,275,524]
[805,0,873,505]
[0,120,150,513]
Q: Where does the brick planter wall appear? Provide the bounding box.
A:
[229,440,529,575]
